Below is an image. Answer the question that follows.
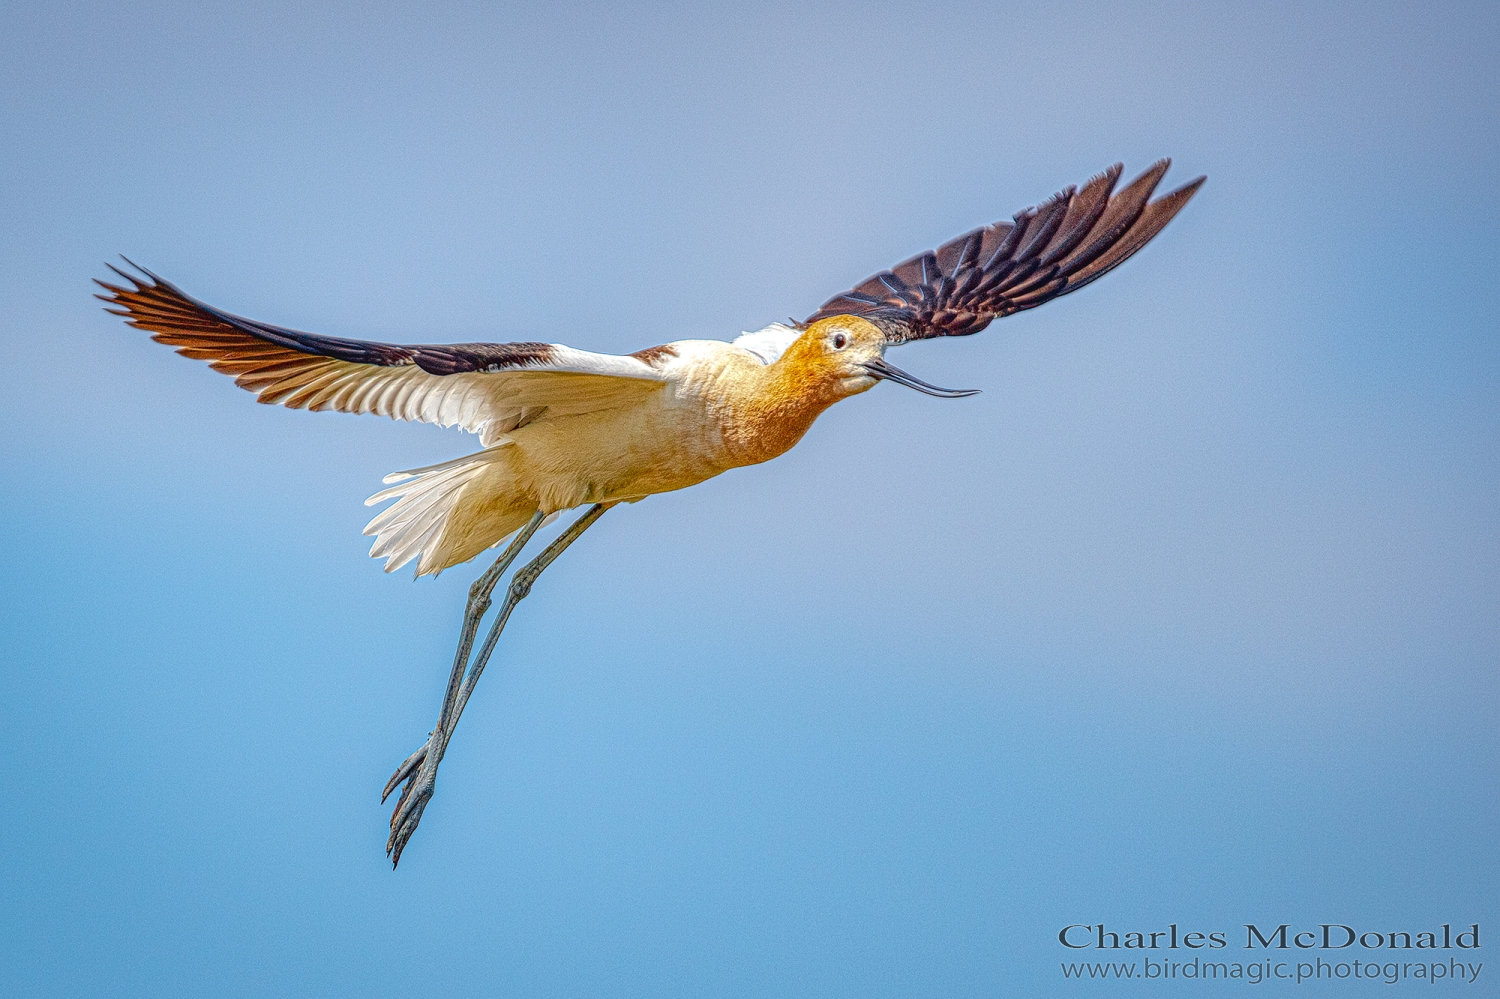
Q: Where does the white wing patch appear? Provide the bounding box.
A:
[731,323,802,365]
[224,345,668,446]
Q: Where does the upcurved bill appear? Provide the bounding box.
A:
[862,357,980,398]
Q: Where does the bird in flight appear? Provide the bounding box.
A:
[99,159,1203,866]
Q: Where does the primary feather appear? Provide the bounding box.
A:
[807,159,1204,343]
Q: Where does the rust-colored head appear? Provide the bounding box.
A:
[774,315,981,404]
[773,316,888,404]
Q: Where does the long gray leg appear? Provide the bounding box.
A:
[382,510,547,808]
[385,502,615,866]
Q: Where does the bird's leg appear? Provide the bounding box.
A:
[381,511,546,845]
[385,502,615,866]
[446,503,615,732]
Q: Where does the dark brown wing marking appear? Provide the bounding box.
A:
[630,344,679,366]
[95,260,558,382]
[807,160,1204,344]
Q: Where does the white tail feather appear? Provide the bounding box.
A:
[363,446,534,576]
[377,446,513,486]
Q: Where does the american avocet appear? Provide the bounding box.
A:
[99,159,1203,865]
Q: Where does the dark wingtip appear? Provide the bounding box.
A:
[1147,172,1207,222]
[1085,162,1124,190]
[103,260,150,292]
[1135,158,1172,192]
[1172,174,1208,198]
[117,255,161,282]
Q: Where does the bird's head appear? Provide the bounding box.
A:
[780,316,979,402]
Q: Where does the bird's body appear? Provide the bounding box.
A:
[99,159,1204,865]
[364,326,866,574]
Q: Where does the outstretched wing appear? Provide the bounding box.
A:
[807,160,1204,344]
[97,262,668,446]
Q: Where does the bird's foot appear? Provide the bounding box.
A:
[382,737,440,867]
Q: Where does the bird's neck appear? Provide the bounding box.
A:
[718,347,844,467]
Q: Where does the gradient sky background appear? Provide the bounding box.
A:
[2,1,1496,996]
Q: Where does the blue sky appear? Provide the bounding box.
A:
[1,1,1495,995]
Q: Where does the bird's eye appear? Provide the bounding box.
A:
[832,333,847,350]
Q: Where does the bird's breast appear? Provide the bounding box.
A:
[504,343,831,510]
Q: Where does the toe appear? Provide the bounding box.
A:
[382,744,429,802]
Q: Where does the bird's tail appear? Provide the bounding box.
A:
[363,447,540,577]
